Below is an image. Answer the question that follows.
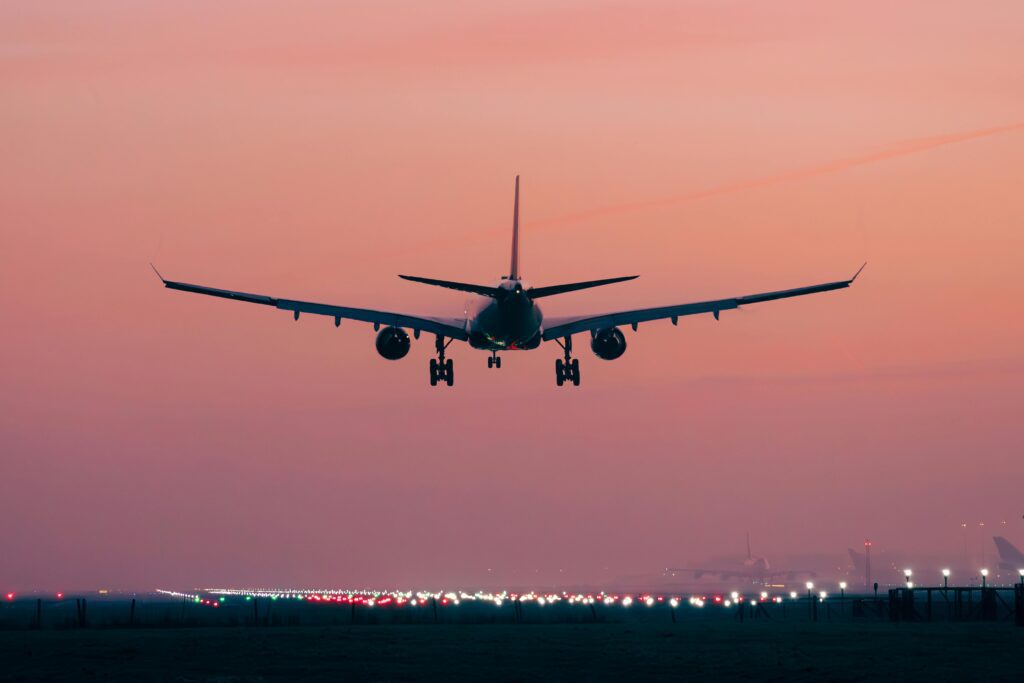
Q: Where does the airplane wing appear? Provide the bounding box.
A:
[542,264,865,340]
[154,268,469,340]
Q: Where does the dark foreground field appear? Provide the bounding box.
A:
[1,621,1020,682]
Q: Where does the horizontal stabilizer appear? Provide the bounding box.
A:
[399,275,499,297]
[528,275,638,299]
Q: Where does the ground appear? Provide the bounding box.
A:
[1,621,1020,682]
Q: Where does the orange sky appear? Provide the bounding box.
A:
[1,0,1023,590]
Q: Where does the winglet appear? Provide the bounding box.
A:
[850,261,867,283]
[150,262,166,283]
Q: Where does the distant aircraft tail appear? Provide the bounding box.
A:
[993,536,1024,567]
[848,548,864,571]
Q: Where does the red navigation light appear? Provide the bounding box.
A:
[714,596,722,603]
[5,593,13,601]
[441,598,449,605]
[56,592,64,600]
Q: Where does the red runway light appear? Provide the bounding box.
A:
[5,593,14,601]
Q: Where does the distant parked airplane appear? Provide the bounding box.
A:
[666,534,816,583]
[993,536,1024,571]
[155,176,863,386]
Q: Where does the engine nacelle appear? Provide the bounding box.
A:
[375,326,411,360]
[591,327,627,360]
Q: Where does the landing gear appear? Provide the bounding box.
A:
[430,335,454,386]
[554,337,580,386]
[488,352,502,369]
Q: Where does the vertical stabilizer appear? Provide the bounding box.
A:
[509,175,520,279]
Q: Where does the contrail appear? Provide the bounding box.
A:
[533,122,1024,229]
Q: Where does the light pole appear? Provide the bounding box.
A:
[942,569,950,590]
[980,568,988,590]
[839,581,847,615]
[1018,569,1024,588]
[903,569,913,590]
[806,582,814,621]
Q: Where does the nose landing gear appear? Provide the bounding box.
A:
[430,335,454,386]
[487,352,502,369]
[555,336,580,386]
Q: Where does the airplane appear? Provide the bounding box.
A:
[993,536,1024,572]
[665,534,816,583]
[154,176,864,386]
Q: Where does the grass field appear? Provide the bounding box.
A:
[2,621,1021,682]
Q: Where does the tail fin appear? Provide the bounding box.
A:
[509,175,520,280]
[993,536,1024,562]
[848,548,864,571]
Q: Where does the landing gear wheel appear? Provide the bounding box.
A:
[555,336,579,387]
[488,357,493,369]
[495,356,501,369]
[430,335,454,387]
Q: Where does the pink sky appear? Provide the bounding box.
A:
[2,0,1023,591]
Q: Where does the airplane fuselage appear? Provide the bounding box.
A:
[466,279,544,351]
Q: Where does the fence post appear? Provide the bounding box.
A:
[888,589,899,622]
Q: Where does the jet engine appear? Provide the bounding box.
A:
[375,326,411,360]
[590,327,626,360]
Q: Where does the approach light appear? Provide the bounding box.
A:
[789,591,798,599]
[903,569,912,578]
[730,591,739,600]
[1018,569,1024,577]
[942,569,951,577]
[839,582,847,590]
[805,582,814,591]
[819,591,827,600]
[980,568,989,577]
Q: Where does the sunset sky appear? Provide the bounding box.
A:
[2,0,1023,590]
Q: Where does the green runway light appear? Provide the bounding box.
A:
[219,597,225,602]
[245,596,252,601]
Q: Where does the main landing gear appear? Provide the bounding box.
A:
[487,352,502,369]
[430,335,454,386]
[554,336,580,387]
